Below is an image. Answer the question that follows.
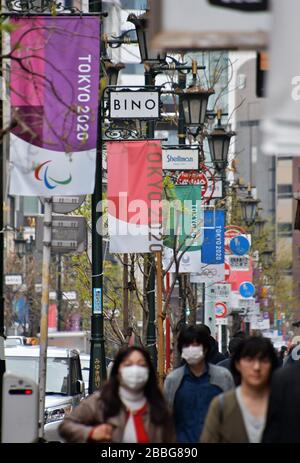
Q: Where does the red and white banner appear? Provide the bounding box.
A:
[107,141,163,253]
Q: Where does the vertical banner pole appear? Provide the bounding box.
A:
[165,272,171,372]
[123,254,129,341]
[89,0,107,393]
[38,198,52,439]
[156,251,164,387]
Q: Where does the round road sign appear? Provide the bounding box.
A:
[239,281,255,298]
[229,235,250,256]
[215,301,228,318]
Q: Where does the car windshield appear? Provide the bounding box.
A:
[6,356,69,395]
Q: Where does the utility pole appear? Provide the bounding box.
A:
[89,0,106,393]
[123,254,129,343]
[145,64,157,368]
[178,69,187,330]
[38,198,52,439]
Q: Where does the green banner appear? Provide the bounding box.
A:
[164,185,202,252]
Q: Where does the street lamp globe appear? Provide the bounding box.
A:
[180,85,215,127]
[127,11,166,64]
[103,58,125,86]
[238,187,260,226]
[207,115,236,170]
[14,231,26,259]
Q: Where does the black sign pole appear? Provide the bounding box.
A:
[89,0,107,393]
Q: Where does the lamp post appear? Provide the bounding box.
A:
[89,0,107,394]
[238,185,260,226]
[260,248,273,269]
[103,58,125,86]
[127,11,166,64]
[14,230,27,259]
[254,214,267,238]
[180,85,215,137]
[207,110,236,172]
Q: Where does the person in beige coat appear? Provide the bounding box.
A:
[59,346,175,443]
[200,337,278,443]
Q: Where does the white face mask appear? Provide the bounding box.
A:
[120,365,149,391]
[181,345,204,365]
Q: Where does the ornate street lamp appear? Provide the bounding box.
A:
[180,85,215,129]
[14,230,26,259]
[260,248,273,268]
[207,110,236,170]
[238,185,260,226]
[103,58,125,86]
[127,11,166,64]
[254,214,267,237]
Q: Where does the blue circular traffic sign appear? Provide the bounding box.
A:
[239,281,255,298]
[229,235,250,256]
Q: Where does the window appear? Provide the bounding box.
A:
[277,184,292,198]
[277,223,293,236]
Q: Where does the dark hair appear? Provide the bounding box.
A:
[232,330,246,339]
[228,337,243,355]
[100,346,171,427]
[231,336,279,385]
[177,325,211,361]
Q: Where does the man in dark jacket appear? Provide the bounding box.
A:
[262,362,300,443]
[201,325,226,364]
[217,337,243,376]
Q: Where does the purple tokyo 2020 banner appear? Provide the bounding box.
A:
[9,17,100,196]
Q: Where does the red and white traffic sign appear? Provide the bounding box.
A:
[224,261,231,281]
[215,301,228,318]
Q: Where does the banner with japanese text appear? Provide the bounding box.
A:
[9,17,100,196]
[107,140,163,253]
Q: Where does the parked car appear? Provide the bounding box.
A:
[4,336,27,346]
[79,353,113,395]
[4,345,85,442]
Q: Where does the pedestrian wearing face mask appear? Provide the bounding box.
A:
[201,336,278,443]
[59,346,175,443]
[164,325,234,443]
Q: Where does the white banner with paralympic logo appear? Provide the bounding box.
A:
[8,17,99,196]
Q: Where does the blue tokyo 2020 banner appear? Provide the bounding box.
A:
[201,209,225,264]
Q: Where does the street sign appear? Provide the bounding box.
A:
[239,281,255,298]
[238,297,257,313]
[40,196,85,214]
[228,255,249,271]
[229,235,250,256]
[63,291,77,301]
[35,215,87,253]
[215,301,228,318]
[215,317,228,326]
[212,283,231,302]
[162,148,199,170]
[109,89,160,120]
[5,274,22,286]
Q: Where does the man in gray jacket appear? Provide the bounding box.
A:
[164,325,234,443]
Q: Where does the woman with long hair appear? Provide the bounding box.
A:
[59,346,175,443]
[200,336,279,443]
